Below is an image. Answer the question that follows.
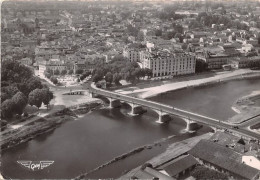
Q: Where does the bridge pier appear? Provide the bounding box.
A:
[108,98,121,108]
[155,110,171,124]
[184,118,199,132]
[128,103,144,116]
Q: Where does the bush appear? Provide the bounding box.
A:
[76,69,84,74]
[54,69,60,75]
[61,69,67,75]
[23,112,28,117]
[15,114,21,119]
[0,120,7,130]
[68,69,74,75]
[44,71,51,79]
[50,76,58,84]
[1,99,15,119]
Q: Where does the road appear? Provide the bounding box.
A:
[90,83,260,140]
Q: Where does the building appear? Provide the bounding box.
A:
[228,56,260,69]
[38,59,66,77]
[242,151,260,171]
[228,57,250,69]
[189,140,260,180]
[158,155,198,179]
[123,48,141,62]
[198,50,228,69]
[132,164,174,180]
[141,49,196,78]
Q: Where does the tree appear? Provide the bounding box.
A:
[44,71,51,79]
[1,85,19,101]
[132,68,142,80]
[61,69,67,75]
[68,69,74,75]
[26,77,43,94]
[76,69,84,74]
[137,31,145,41]
[105,72,113,84]
[174,33,182,40]
[40,88,53,109]
[155,29,162,36]
[144,68,153,78]
[50,77,58,84]
[139,68,146,79]
[174,24,184,34]
[127,25,139,37]
[92,74,103,83]
[113,73,122,85]
[1,99,15,119]
[1,92,9,103]
[54,69,60,75]
[84,71,91,77]
[12,92,27,115]
[1,60,33,83]
[28,89,43,109]
[164,31,177,40]
[46,69,53,75]
[196,59,208,73]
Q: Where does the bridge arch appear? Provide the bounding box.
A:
[88,83,234,134]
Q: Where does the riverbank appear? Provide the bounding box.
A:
[115,69,260,99]
[228,90,260,124]
[0,100,102,151]
[119,132,213,179]
[74,134,177,179]
[0,108,76,151]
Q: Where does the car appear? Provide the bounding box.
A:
[232,126,239,129]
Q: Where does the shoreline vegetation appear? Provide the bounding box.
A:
[0,101,102,151]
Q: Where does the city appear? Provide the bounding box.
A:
[1,0,260,179]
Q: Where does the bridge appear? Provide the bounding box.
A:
[89,83,260,140]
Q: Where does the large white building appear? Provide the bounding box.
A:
[123,48,142,62]
[141,49,196,78]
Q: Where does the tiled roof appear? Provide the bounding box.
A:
[159,155,198,176]
[189,140,259,180]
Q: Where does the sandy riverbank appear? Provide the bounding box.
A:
[115,69,260,99]
[228,91,260,124]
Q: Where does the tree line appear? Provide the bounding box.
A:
[1,60,53,119]
[92,55,153,85]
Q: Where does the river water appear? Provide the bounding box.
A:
[1,78,260,179]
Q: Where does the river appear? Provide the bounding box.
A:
[1,78,260,179]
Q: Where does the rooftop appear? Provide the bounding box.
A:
[159,155,198,177]
[189,140,260,180]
